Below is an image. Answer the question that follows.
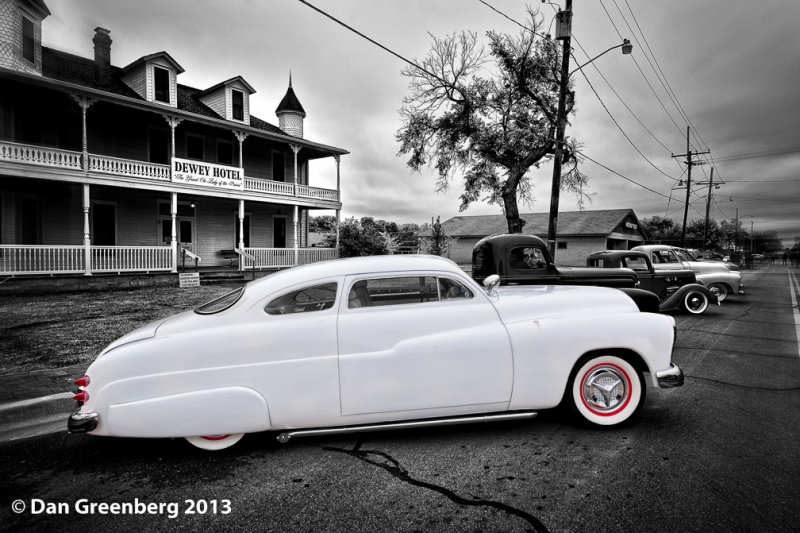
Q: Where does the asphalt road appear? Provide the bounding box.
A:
[1,266,798,532]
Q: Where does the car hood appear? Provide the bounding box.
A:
[491,284,638,324]
[686,261,733,275]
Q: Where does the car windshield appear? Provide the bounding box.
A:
[194,287,244,314]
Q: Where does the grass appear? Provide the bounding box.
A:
[0,284,242,374]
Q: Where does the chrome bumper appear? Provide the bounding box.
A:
[68,411,98,433]
[656,363,684,388]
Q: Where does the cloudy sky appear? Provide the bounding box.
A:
[45,0,800,242]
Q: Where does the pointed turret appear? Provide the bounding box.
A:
[276,73,306,138]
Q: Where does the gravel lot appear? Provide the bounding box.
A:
[0,283,243,373]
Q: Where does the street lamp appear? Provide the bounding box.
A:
[546,1,633,259]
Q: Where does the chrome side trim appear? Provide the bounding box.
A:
[656,363,684,388]
[275,411,537,444]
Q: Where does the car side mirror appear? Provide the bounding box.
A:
[483,274,501,293]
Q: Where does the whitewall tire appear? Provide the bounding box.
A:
[683,290,709,314]
[185,433,244,451]
[569,355,645,426]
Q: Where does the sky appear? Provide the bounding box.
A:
[43,0,800,243]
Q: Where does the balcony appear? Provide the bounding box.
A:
[0,141,339,204]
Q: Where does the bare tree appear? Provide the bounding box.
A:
[397,8,588,233]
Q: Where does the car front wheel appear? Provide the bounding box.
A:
[708,283,728,302]
[568,355,645,427]
[683,290,709,314]
[185,433,244,451]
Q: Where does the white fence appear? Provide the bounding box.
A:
[241,248,337,269]
[0,141,82,170]
[0,245,172,275]
[89,155,171,181]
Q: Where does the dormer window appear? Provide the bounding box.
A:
[22,17,35,63]
[232,90,244,121]
[154,67,170,103]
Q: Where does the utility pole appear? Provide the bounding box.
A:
[702,167,714,250]
[672,126,710,248]
[546,0,572,260]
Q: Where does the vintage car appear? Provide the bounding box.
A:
[472,234,661,313]
[586,250,718,314]
[68,255,683,451]
[632,244,744,302]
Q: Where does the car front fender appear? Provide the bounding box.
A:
[105,386,271,438]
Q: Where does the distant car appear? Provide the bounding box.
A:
[68,255,683,451]
[678,247,739,272]
[632,245,744,302]
[586,250,718,314]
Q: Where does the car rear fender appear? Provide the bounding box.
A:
[660,283,717,311]
[104,386,271,438]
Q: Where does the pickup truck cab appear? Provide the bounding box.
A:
[472,234,659,312]
[586,250,718,314]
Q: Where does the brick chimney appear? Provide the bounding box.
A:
[92,27,112,86]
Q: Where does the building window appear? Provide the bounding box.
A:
[217,140,234,165]
[186,134,204,160]
[91,203,116,246]
[232,90,244,120]
[149,128,170,164]
[22,17,35,63]
[557,242,567,250]
[272,151,285,182]
[154,67,170,103]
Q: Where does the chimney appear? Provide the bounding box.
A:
[92,27,112,87]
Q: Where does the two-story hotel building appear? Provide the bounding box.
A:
[0,0,347,280]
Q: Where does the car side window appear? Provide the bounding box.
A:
[510,246,547,270]
[348,276,450,308]
[438,277,474,300]
[265,282,337,315]
[625,257,649,271]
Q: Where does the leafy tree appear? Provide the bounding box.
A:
[419,216,457,257]
[396,8,588,234]
[320,217,399,258]
[750,230,782,255]
[309,215,336,233]
[641,216,681,245]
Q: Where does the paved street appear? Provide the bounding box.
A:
[1,265,798,532]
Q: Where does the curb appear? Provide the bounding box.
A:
[0,392,76,443]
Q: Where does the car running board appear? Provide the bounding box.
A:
[275,411,538,444]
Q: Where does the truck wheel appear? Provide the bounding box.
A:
[568,355,645,427]
[683,290,709,314]
[708,283,728,302]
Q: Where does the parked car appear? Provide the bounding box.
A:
[679,247,739,272]
[632,245,744,302]
[472,234,660,313]
[68,255,683,451]
[586,250,718,314]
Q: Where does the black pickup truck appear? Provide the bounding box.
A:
[471,234,659,313]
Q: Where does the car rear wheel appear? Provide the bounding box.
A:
[683,290,709,314]
[708,283,728,303]
[185,433,244,451]
[568,355,645,427]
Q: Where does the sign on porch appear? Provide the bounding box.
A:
[179,272,200,288]
[172,158,244,190]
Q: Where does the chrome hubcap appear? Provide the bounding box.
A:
[582,366,628,413]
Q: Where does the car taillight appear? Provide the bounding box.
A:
[74,375,90,387]
[73,391,89,402]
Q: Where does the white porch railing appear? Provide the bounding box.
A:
[0,141,82,170]
[0,245,85,275]
[89,154,171,181]
[91,246,173,272]
[241,248,337,269]
[297,185,339,202]
[244,177,295,195]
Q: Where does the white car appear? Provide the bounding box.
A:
[633,245,744,302]
[68,255,683,450]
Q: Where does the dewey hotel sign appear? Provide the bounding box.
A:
[172,158,244,191]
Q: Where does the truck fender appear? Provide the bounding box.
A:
[106,386,271,438]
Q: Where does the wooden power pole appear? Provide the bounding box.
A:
[672,127,710,248]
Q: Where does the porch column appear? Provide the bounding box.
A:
[290,144,301,197]
[162,115,183,161]
[83,184,92,276]
[335,155,341,252]
[71,95,95,173]
[293,205,299,266]
[170,192,178,273]
[234,131,248,170]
